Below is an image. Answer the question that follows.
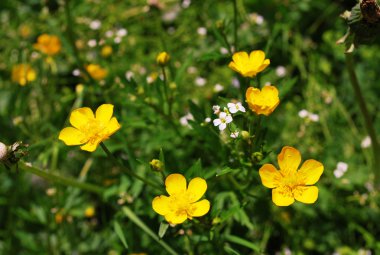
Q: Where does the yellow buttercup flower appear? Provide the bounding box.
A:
[34,34,61,56]
[86,64,108,80]
[246,85,280,116]
[152,173,210,224]
[58,104,121,152]
[84,206,95,218]
[156,51,170,66]
[228,50,270,77]
[259,146,324,206]
[11,64,36,86]
[101,45,113,58]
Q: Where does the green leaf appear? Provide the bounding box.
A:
[114,221,129,249]
[158,222,169,238]
[122,206,178,255]
[187,159,202,178]
[216,167,239,177]
[224,234,261,252]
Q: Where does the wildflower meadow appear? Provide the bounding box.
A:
[1,0,380,254]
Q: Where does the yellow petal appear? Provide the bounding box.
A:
[294,186,319,204]
[165,173,187,195]
[272,187,295,206]
[152,195,171,215]
[256,59,270,73]
[105,117,121,136]
[259,164,281,188]
[96,104,114,123]
[58,127,86,145]
[80,137,102,152]
[188,199,210,217]
[232,51,249,64]
[69,107,95,129]
[278,146,301,175]
[187,177,207,202]
[249,50,265,69]
[228,62,240,73]
[164,211,188,224]
[298,159,324,185]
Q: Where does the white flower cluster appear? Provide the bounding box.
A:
[333,162,348,178]
[298,109,319,122]
[212,102,246,138]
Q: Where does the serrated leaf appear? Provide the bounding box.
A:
[114,221,129,249]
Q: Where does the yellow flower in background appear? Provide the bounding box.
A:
[58,104,121,152]
[152,173,210,224]
[86,64,108,80]
[156,51,170,66]
[259,146,324,206]
[246,85,280,116]
[228,50,270,77]
[101,45,113,58]
[11,64,36,86]
[34,34,61,56]
[84,206,95,218]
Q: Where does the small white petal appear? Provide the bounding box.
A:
[227,103,235,108]
[225,115,233,123]
[219,123,226,131]
[213,119,221,126]
[229,107,238,114]
[219,112,227,118]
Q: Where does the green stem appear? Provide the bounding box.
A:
[233,0,238,50]
[18,161,104,195]
[100,143,164,192]
[161,66,172,117]
[345,53,380,186]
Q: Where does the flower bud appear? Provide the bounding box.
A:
[150,159,164,172]
[241,131,250,140]
[252,152,263,163]
[156,52,170,66]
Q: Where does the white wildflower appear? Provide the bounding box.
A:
[227,102,246,114]
[213,112,232,131]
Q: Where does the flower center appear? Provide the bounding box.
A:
[79,120,107,144]
[170,193,193,218]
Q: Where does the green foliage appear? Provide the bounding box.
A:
[0,0,380,254]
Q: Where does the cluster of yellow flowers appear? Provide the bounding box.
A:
[55,50,323,225]
[228,49,323,206]
[11,33,108,86]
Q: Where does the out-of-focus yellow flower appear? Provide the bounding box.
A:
[84,206,95,218]
[152,173,210,224]
[228,50,270,77]
[19,24,31,38]
[58,104,121,152]
[156,51,170,66]
[34,34,61,56]
[101,45,113,58]
[76,84,84,95]
[55,212,64,224]
[259,146,324,206]
[150,159,164,171]
[246,85,280,116]
[86,64,108,80]
[11,64,36,86]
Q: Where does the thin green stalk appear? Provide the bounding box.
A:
[233,0,238,50]
[345,53,380,186]
[161,66,172,117]
[100,143,164,192]
[18,161,104,195]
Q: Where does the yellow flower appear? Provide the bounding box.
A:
[152,173,210,224]
[101,45,113,58]
[58,104,121,152]
[228,50,270,77]
[34,34,61,56]
[84,206,95,218]
[245,85,280,116]
[156,51,170,66]
[86,64,108,80]
[259,146,324,206]
[11,64,36,86]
